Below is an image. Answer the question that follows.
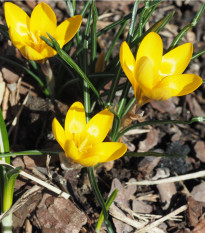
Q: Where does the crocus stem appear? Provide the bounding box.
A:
[1,213,12,233]
[40,60,55,98]
[87,167,115,233]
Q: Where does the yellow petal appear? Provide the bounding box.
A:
[83,142,127,163]
[148,74,203,100]
[64,102,86,144]
[8,27,28,50]
[64,140,81,161]
[19,44,56,61]
[4,2,30,44]
[100,142,127,162]
[136,32,163,72]
[29,3,57,39]
[78,156,100,167]
[135,56,154,90]
[52,118,66,149]
[177,74,202,96]
[80,109,114,150]
[40,45,57,58]
[159,43,193,76]
[55,15,82,48]
[120,42,136,88]
[142,85,173,101]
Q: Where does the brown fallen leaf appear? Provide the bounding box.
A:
[96,0,133,15]
[193,217,205,233]
[36,194,87,233]
[2,67,19,84]
[191,183,205,203]
[157,182,177,210]
[13,191,42,230]
[125,178,137,201]
[109,178,134,233]
[138,156,161,177]
[138,129,160,152]
[194,141,205,163]
[150,98,177,114]
[132,200,152,214]
[186,95,205,117]
[186,196,205,227]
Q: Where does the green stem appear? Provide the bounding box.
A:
[58,50,104,106]
[87,167,115,233]
[96,189,118,232]
[105,20,128,62]
[41,35,104,106]
[167,3,205,51]
[115,117,205,141]
[126,151,187,157]
[121,97,136,118]
[82,3,93,122]
[191,49,205,61]
[110,0,139,140]
[91,1,98,72]
[106,65,122,106]
[0,150,60,158]
[83,3,113,231]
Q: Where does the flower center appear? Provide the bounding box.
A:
[27,30,45,52]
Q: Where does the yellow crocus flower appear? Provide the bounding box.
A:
[120,32,203,106]
[4,2,82,63]
[52,102,127,167]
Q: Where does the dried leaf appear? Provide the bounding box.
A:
[150,99,177,114]
[187,196,205,227]
[191,183,205,203]
[138,129,160,152]
[194,141,205,163]
[36,195,87,233]
[157,182,177,210]
[109,178,133,233]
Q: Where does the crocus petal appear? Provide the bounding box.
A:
[19,44,56,61]
[80,109,114,150]
[8,27,29,50]
[55,15,82,48]
[142,85,173,101]
[77,156,100,167]
[40,45,57,58]
[4,2,30,41]
[136,32,163,72]
[29,3,57,38]
[65,102,86,143]
[177,74,202,96]
[64,140,81,161]
[120,42,136,88]
[159,43,193,76]
[135,56,154,90]
[149,74,203,100]
[83,142,127,163]
[52,118,66,149]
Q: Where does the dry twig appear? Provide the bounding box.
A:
[135,205,187,233]
[0,160,70,199]
[126,170,205,186]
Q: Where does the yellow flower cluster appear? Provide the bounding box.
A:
[4,3,203,167]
